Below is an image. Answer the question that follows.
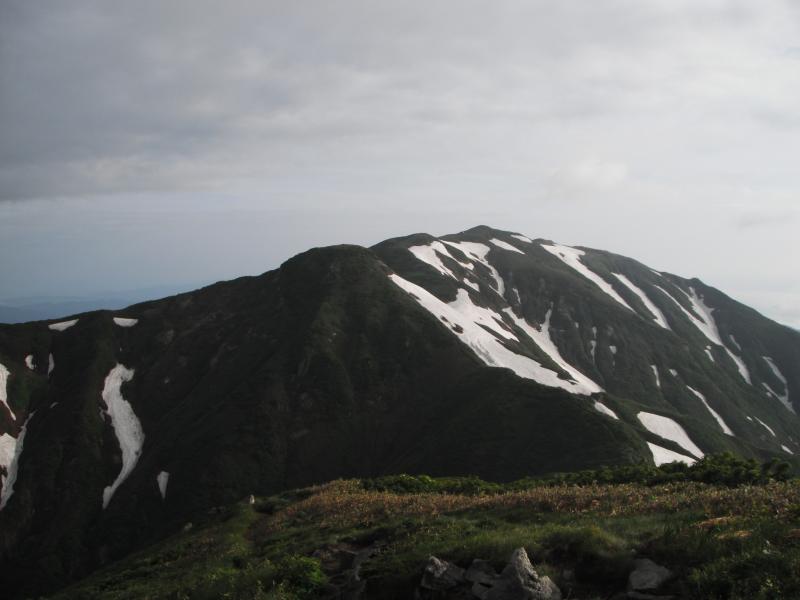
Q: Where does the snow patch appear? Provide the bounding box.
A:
[704,347,715,363]
[48,319,78,332]
[0,412,34,510]
[762,356,793,413]
[113,317,139,328]
[729,335,742,351]
[101,364,145,509]
[0,364,15,421]
[782,445,794,455]
[609,345,617,355]
[669,369,678,377]
[408,241,461,279]
[389,274,597,395]
[754,417,776,437]
[541,243,633,311]
[589,340,597,361]
[594,401,619,419]
[655,286,750,383]
[489,238,524,254]
[686,386,734,436]
[511,287,522,304]
[651,365,661,388]
[48,354,55,377]
[647,442,697,466]
[25,355,35,370]
[611,273,670,329]
[503,307,604,395]
[462,278,480,292]
[157,471,170,500]
[442,240,505,295]
[511,234,533,243]
[637,412,704,458]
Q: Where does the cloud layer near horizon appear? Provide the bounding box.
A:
[1,1,798,326]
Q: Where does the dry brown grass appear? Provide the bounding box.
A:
[267,479,800,531]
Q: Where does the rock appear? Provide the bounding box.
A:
[465,559,499,585]
[485,548,561,600]
[421,556,466,591]
[628,559,672,592]
[627,592,676,600]
[472,581,492,599]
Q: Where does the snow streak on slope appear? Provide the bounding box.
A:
[705,347,715,363]
[489,238,524,254]
[654,285,750,384]
[594,401,619,419]
[762,356,794,413]
[101,364,145,509]
[389,274,597,395]
[48,354,54,376]
[754,417,776,437]
[408,241,460,279]
[25,355,35,370]
[48,319,78,331]
[611,273,670,329]
[541,243,633,311]
[0,413,34,510]
[503,307,604,395]
[442,240,505,296]
[511,234,533,243]
[637,412,704,458]
[686,386,734,436]
[651,365,661,388]
[113,317,139,327]
[647,442,697,466]
[157,471,170,500]
[0,363,16,421]
[783,445,794,455]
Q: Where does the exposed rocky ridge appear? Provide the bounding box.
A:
[0,225,798,597]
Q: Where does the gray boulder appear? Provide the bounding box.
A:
[421,555,466,591]
[485,548,561,600]
[628,558,673,592]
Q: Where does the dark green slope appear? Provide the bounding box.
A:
[0,243,645,598]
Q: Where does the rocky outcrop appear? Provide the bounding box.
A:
[419,548,561,600]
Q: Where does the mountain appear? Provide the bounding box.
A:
[1,225,798,597]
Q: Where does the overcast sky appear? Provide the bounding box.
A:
[1,1,798,326]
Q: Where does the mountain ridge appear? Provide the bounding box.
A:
[0,225,798,597]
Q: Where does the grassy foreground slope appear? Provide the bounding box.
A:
[53,457,800,600]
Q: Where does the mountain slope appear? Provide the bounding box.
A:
[1,226,798,597]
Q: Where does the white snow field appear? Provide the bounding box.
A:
[0,363,16,421]
[442,240,505,296]
[389,274,599,395]
[651,365,661,388]
[0,413,34,510]
[654,285,750,383]
[686,386,734,436]
[594,401,619,419]
[637,412,704,458]
[25,355,35,370]
[647,442,697,466]
[762,356,794,413]
[0,433,17,504]
[408,241,461,279]
[489,238,524,254]
[48,319,78,331]
[101,364,145,509]
[113,317,139,327]
[157,471,170,499]
[611,273,670,329]
[503,307,604,395]
[541,243,633,311]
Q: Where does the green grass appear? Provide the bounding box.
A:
[51,468,800,600]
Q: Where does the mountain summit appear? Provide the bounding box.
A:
[1,225,798,596]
